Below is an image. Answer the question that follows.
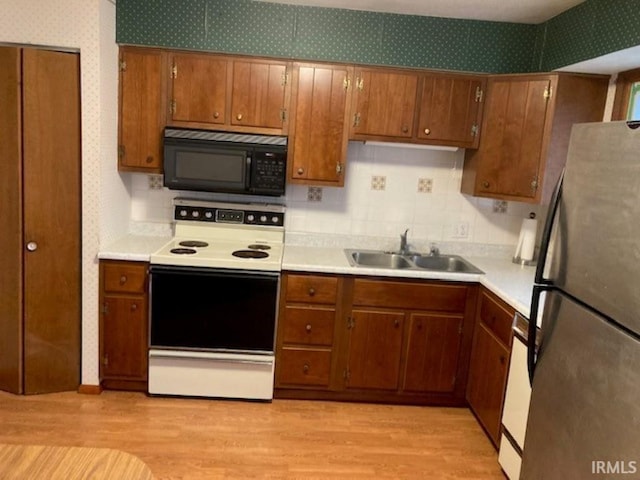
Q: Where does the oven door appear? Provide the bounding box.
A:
[148,265,279,400]
[149,265,279,353]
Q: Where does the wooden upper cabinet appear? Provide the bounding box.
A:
[288,63,353,186]
[461,73,609,203]
[169,53,229,126]
[416,74,485,148]
[230,59,289,133]
[350,67,418,139]
[118,47,166,172]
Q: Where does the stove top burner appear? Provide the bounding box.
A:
[179,240,209,248]
[232,250,269,259]
[248,244,272,250]
[170,248,198,255]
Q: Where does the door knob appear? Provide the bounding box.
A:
[26,241,38,252]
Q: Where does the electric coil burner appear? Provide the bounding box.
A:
[148,198,285,401]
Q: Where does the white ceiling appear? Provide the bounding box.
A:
[257,0,586,24]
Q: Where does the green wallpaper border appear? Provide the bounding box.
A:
[116,0,640,74]
[116,0,537,73]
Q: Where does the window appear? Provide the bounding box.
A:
[612,68,640,120]
[627,81,640,120]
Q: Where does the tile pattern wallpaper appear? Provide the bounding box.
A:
[117,0,538,73]
[130,143,542,247]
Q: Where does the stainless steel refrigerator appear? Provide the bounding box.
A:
[521,121,640,479]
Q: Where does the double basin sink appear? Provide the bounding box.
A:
[345,249,484,274]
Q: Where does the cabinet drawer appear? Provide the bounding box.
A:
[281,306,335,346]
[102,261,148,294]
[277,348,331,386]
[285,274,338,304]
[478,290,514,347]
[353,279,468,312]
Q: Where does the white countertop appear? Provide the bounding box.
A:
[98,235,536,319]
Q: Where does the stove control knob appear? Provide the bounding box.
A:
[179,209,188,217]
[271,216,279,224]
[260,215,267,223]
[247,214,255,222]
[192,211,200,218]
[205,211,213,219]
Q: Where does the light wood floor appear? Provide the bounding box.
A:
[0,390,504,479]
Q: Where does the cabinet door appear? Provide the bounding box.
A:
[474,78,551,199]
[403,313,463,393]
[417,75,484,148]
[170,53,228,125]
[231,60,288,131]
[101,296,148,381]
[346,310,404,391]
[351,68,418,139]
[289,63,352,186]
[466,322,510,446]
[118,47,165,172]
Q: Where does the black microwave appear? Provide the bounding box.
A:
[163,128,287,196]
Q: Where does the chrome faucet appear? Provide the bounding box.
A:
[429,243,440,256]
[399,229,410,255]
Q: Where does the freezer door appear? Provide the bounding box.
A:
[548,121,640,334]
[521,291,640,479]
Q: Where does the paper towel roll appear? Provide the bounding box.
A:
[514,216,538,262]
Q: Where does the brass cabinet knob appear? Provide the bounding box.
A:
[305,324,312,332]
[131,303,138,311]
[308,287,316,296]
[236,113,243,121]
[213,111,219,119]
[119,275,127,285]
[394,319,400,328]
[297,167,304,175]
[424,128,431,135]
[482,181,490,189]
[145,156,154,164]
[26,241,38,252]
[303,364,310,374]
[401,126,409,133]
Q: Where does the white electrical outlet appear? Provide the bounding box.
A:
[453,221,469,239]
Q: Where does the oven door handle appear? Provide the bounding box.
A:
[149,349,274,366]
[149,264,280,279]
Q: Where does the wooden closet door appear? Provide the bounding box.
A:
[22,48,81,394]
[0,47,23,394]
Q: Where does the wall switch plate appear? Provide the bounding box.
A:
[453,221,469,239]
[148,174,163,190]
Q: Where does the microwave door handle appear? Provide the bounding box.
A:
[246,154,252,189]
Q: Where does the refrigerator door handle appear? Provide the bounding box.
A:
[527,285,554,385]
[534,169,564,285]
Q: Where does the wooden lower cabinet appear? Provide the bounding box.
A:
[275,273,478,406]
[99,260,149,392]
[466,287,515,448]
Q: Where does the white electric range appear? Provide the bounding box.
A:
[148,198,285,401]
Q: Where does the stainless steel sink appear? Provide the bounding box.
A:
[345,249,483,274]
[349,251,413,269]
[408,254,484,274]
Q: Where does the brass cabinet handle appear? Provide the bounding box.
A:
[424,128,431,135]
[482,181,490,189]
[394,319,400,328]
[308,287,316,296]
[303,364,310,374]
[213,111,220,119]
[297,167,304,175]
[119,275,127,285]
[236,113,243,121]
[131,303,138,311]
[305,324,312,332]
[145,156,154,164]
[401,126,409,133]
